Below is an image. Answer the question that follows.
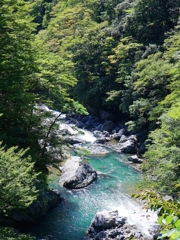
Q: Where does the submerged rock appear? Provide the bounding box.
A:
[84,145,109,156]
[59,156,97,189]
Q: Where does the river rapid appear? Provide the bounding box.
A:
[31,117,157,240]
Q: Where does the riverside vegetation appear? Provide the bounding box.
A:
[0,0,180,239]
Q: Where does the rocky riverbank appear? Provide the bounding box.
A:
[33,107,159,240]
[63,110,148,169]
[86,210,159,240]
[0,189,62,232]
[59,111,160,239]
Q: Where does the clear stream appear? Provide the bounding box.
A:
[31,122,157,240]
[31,149,143,240]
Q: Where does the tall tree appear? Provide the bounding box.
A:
[124,0,179,43]
[0,145,38,216]
[0,0,39,148]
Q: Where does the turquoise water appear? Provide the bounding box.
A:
[31,150,140,240]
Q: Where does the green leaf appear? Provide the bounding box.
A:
[166,215,174,225]
[158,216,164,224]
[175,220,180,229]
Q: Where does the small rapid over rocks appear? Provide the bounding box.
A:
[32,107,159,240]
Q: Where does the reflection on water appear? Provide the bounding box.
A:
[31,151,143,240]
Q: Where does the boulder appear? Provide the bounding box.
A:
[84,117,95,129]
[93,130,103,138]
[94,137,110,144]
[87,145,109,156]
[102,131,110,137]
[119,135,137,154]
[93,130,111,144]
[119,134,129,143]
[62,136,85,145]
[128,155,144,164]
[111,128,126,141]
[59,156,97,189]
[91,210,124,230]
[100,120,115,132]
[93,130,110,139]
[86,210,159,240]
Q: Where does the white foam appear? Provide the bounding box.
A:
[58,123,96,143]
[108,197,158,236]
[75,128,96,143]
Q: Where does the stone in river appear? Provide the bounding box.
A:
[59,156,97,189]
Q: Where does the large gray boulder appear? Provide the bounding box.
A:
[86,210,159,240]
[119,135,137,154]
[90,210,126,230]
[59,156,97,189]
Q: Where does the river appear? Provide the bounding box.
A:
[31,118,157,240]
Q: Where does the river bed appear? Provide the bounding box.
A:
[31,114,157,240]
[31,148,157,240]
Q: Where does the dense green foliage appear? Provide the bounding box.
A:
[0,227,35,240]
[38,0,180,193]
[0,144,38,215]
[0,0,85,237]
[0,0,180,238]
[37,0,180,237]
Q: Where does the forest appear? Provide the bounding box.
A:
[0,0,180,239]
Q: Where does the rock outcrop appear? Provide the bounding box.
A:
[86,210,159,240]
[0,189,62,231]
[118,135,138,154]
[59,156,97,189]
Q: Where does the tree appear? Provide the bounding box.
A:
[107,37,143,117]
[0,144,39,216]
[39,0,120,113]
[124,0,179,43]
[0,0,39,148]
[0,227,35,240]
[127,52,172,130]
[0,0,81,165]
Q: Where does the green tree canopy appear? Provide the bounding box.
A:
[0,144,38,216]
